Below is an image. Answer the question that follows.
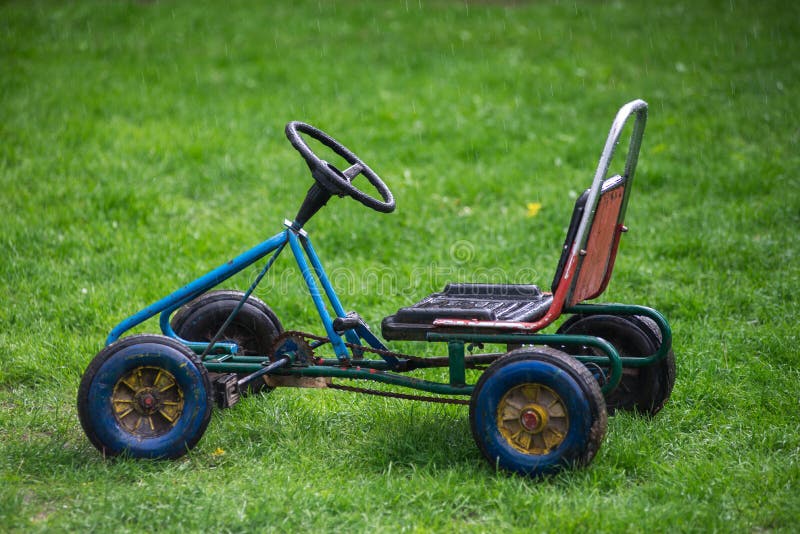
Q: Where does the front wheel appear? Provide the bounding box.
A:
[470,347,607,477]
[77,334,213,459]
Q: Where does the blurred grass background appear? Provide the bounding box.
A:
[1,0,799,531]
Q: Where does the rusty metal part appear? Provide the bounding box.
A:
[269,330,483,402]
[270,331,321,364]
[270,330,498,371]
[264,375,330,388]
[328,382,469,405]
[288,335,315,365]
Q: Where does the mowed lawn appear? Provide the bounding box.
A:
[1,0,799,531]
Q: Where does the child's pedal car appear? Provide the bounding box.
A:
[77,99,674,477]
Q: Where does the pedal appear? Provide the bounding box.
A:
[333,311,391,363]
[212,373,241,409]
[332,311,366,334]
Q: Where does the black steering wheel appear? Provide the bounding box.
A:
[285,121,395,213]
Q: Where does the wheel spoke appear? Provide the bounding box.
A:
[543,428,565,449]
[503,394,526,411]
[158,409,177,423]
[112,366,185,438]
[501,403,519,421]
[531,432,547,452]
[497,383,569,455]
[521,384,540,402]
[548,402,566,417]
[549,414,568,427]
[522,431,535,451]
[537,387,555,407]
[120,377,139,391]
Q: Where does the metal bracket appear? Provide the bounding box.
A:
[212,373,241,409]
[284,219,308,237]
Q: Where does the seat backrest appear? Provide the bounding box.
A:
[551,189,590,292]
[551,175,626,301]
[564,175,627,305]
[549,99,647,311]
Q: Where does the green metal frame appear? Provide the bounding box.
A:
[201,303,671,397]
[427,303,671,394]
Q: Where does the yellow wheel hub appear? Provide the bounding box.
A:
[111,366,184,438]
[497,383,568,455]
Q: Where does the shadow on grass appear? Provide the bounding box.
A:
[206,388,483,475]
[3,385,687,485]
[0,393,481,486]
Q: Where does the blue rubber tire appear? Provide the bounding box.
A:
[77,335,213,459]
[470,347,607,477]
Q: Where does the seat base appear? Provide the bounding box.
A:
[381,283,553,341]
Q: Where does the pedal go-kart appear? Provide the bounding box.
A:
[78,99,674,477]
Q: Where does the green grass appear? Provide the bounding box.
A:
[2,0,799,531]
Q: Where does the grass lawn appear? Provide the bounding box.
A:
[2,0,799,531]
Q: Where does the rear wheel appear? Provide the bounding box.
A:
[556,314,675,416]
[77,334,213,459]
[171,290,283,397]
[470,347,607,477]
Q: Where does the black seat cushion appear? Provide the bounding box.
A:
[382,283,553,341]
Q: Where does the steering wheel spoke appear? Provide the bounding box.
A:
[343,162,364,181]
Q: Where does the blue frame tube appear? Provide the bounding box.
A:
[106,224,387,364]
[299,234,363,348]
[159,298,238,355]
[106,231,289,345]
[286,230,350,359]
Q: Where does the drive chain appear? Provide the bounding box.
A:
[270,330,472,405]
[271,330,436,367]
[328,383,469,405]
